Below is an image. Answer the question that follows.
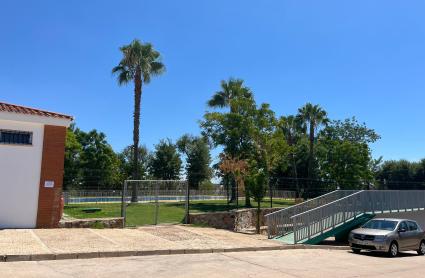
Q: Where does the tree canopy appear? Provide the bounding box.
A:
[63,76,423,195]
[177,134,212,189]
[149,139,182,180]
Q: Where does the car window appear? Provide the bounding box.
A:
[407,221,418,231]
[362,220,398,231]
[399,222,408,231]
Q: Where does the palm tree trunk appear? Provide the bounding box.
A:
[287,134,300,198]
[131,69,142,203]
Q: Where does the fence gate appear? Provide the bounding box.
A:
[122,180,189,227]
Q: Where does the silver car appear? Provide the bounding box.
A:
[348,218,425,257]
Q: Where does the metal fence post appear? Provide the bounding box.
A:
[185,181,190,224]
[270,183,273,208]
[381,191,384,214]
[397,192,400,212]
[121,181,127,227]
[154,181,159,225]
[307,213,311,240]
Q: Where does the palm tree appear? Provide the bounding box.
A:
[297,103,328,181]
[113,39,165,202]
[208,78,252,205]
[279,115,302,196]
[207,78,253,112]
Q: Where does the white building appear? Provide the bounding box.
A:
[0,102,72,228]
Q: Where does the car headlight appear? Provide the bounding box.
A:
[374,236,387,242]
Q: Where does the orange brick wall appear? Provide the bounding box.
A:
[36,125,67,228]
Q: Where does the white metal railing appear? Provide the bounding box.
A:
[291,190,425,243]
[265,190,359,238]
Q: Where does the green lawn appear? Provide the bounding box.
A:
[64,198,295,227]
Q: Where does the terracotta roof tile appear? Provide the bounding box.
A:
[0,101,73,120]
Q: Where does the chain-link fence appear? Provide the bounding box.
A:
[121,180,189,226]
[63,179,297,227]
[62,178,425,227]
[121,180,298,226]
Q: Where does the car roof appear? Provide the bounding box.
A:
[371,218,417,223]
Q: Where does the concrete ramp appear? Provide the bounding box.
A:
[275,213,374,245]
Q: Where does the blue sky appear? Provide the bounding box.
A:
[1,1,424,161]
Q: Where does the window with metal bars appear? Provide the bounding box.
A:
[0,129,33,145]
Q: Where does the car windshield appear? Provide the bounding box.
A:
[362,220,398,231]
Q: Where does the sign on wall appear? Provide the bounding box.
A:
[44,181,54,188]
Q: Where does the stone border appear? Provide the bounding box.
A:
[59,217,124,228]
[0,245,350,262]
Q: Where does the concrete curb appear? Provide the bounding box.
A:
[0,244,350,262]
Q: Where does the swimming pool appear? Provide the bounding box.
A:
[66,195,227,204]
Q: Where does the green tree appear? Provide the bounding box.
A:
[297,103,328,180]
[118,145,150,181]
[203,87,257,203]
[202,97,258,204]
[203,92,289,206]
[112,39,165,202]
[177,134,212,189]
[75,129,121,189]
[320,117,380,144]
[199,180,216,191]
[318,117,380,189]
[415,159,425,182]
[318,140,373,189]
[63,125,82,190]
[377,160,422,189]
[202,100,255,158]
[249,103,290,207]
[246,169,267,234]
[149,139,182,180]
[277,115,303,196]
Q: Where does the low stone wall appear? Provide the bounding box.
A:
[235,208,281,231]
[189,211,236,230]
[59,217,124,228]
[189,208,282,232]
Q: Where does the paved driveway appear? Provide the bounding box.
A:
[1,249,424,278]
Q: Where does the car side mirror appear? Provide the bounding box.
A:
[398,228,407,233]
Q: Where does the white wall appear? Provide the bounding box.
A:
[0,119,44,228]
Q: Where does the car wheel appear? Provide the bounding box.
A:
[388,241,398,257]
[417,241,425,255]
[352,248,361,254]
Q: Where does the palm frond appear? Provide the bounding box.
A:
[112,65,132,85]
[118,70,132,85]
[150,61,166,75]
[207,92,227,108]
